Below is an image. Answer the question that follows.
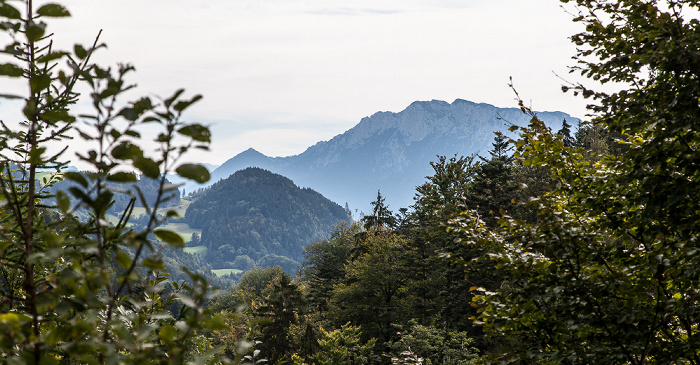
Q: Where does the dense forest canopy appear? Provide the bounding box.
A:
[184,167,351,271]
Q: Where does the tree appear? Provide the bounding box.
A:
[482,132,512,162]
[408,155,482,333]
[250,273,305,364]
[237,266,287,298]
[329,231,411,347]
[301,222,362,314]
[387,321,479,365]
[361,190,397,231]
[0,1,221,363]
[469,134,518,227]
[290,323,378,365]
[557,119,575,148]
[207,267,289,362]
[411,155,476,223]
[454,0,700,363]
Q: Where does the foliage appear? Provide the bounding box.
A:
[184,167,350,268]
[301,222,362,314]
[0,1,223,363]
[468,135,518,227]
[451,0,700,363]
[362,190,397,231]
[237,266,287,299]
[388,322,478,365]
[249,273,305,364]
[329,231,412,346]
[290,323,377,365]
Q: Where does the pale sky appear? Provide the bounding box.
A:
[1,0,591,166]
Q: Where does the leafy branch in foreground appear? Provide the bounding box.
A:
[0,1,224,364]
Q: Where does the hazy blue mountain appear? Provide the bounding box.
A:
[194,99,576,214]
[184,167,351,273]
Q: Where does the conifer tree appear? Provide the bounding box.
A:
[557,118,575,147]
[469,134,517,227]
[361,190,397,230]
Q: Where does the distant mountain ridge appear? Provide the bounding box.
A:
[193,99,576,213]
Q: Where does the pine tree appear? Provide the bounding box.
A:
[469,134,518,227]
[557,118,575,147]
[361,190,397,230]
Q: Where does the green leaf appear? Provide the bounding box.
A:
[118,107,139,122]
[109,129,121,140]
[56,190,69,212]
[68,187,92,205]
[177,124,211,143]
[114,250,132,269]
[25,21,47,43]
[0,4,21,19]
[93,191,114,213]
[74,44,87,59]
[111,142,143,160]
[23,99,36,119]
[36,51,69,63]
[132,97,153,114]
[63,172,88,188]
[0,63,23,77]
[154,229,185,248]
[36,4,71,17]
[142,256,165,270]
[164,88,185,108]
[173,94,203,113]
[28,147,46,164]
[133,156,160,179]
[40,110,75,123]
[175,294,197,309]
[159,324,176,345]
[175,163,209,183]
[106,172,137,183]
[29,73,51,93]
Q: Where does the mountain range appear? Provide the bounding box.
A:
[184,99,576,215]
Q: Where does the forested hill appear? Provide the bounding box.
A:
[184,167,351,272]
[189,99,575,214]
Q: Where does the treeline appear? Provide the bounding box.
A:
[200,121,610,364]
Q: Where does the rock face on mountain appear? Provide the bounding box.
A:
[184,167,351,271]
[200,99,575,214]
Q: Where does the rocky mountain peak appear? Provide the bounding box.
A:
[197,99,577,213]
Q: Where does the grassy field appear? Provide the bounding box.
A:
[184,245,207,255]
[211,268,242,277]
[115,198,191,220]
[172,198,191,217]
[160,222,201,242]
[104,198,201,243]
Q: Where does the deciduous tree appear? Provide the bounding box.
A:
[0,1,220,363]
[454,1,700,363]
